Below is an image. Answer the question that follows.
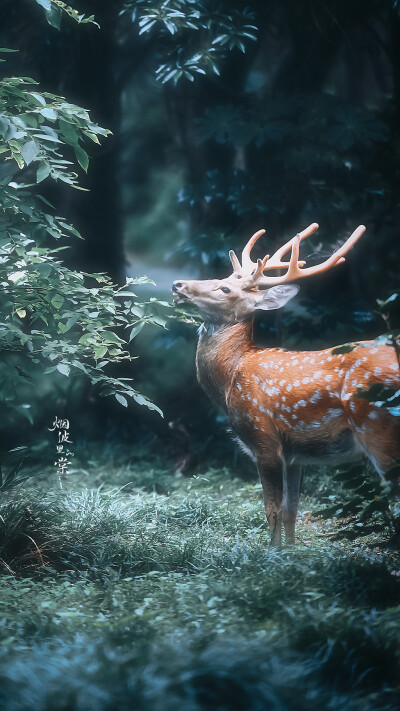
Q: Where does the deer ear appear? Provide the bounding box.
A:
[256,284,299,311]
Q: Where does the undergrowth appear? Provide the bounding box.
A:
[0,450,399,710]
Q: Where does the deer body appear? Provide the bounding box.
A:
[173,223,400,544]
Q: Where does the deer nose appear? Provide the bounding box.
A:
[172,281,184,293]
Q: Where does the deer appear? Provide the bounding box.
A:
[172,222,400,545]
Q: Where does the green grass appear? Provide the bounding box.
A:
[0,450,399,710]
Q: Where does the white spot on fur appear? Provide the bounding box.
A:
[236,382,242,391]
[278,415,290,426]
[322,408,342,423]
[374,367,382,376]
[309,391,322,403]
[286,384,292,392]
[325,374,332,382]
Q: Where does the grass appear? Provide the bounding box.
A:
[0,446,399,710]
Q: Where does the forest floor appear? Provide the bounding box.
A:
[0,446,399,711]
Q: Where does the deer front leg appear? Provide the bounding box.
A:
[257,459,284,546]
[281,464,302,545]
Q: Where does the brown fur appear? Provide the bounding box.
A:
[196,319,400,543]
[173,266,400,544]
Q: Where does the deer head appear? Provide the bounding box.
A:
[172,223,366,324]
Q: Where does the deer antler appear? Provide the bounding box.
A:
[229,223,366,288]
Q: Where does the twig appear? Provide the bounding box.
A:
[23,533,45,567]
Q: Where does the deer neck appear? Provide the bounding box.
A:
[196,320,254,409]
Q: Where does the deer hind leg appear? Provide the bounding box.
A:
[281,463,302,545]
[351,406,400,478]
[257,458,284,546]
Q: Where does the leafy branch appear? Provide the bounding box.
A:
[0,52,170,419]
[33,0,98,30]
[123,1,258,83]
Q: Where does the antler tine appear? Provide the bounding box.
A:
[247,224,366,288]
[229,249,241,273]
[264,222,319,269]
[241,229,266,271]
[290,224,366,278]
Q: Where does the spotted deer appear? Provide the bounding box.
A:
[172,223,400,544]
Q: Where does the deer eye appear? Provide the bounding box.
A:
[220,286,231,294]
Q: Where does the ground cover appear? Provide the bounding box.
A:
[0,449,399,710]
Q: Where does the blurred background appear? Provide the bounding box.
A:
[1,0,399,473]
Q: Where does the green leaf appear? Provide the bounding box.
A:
[13,153,24,169]
[20,140,40,165]
[331,343,358,355]
[8,271,26,283]
[115,393,128,407]
[56,363,70,377]
[45,5,62,29]
[51,294,65,310]
[103,332,124,345]
[133,393,163,416]
[35,0,52,10]
[94,346,108,359]
[74,145,89,172]
[129,322,145,341]
[36,162,51,183]
[65,314,80,331]
[29,92,46,107]
[40,107,57,121]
